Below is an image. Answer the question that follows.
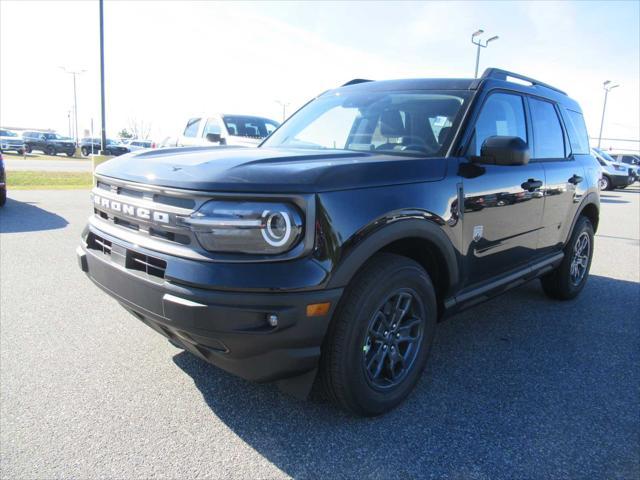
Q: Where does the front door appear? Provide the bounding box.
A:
[460,91,545,286]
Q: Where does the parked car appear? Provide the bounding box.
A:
[0,152,6,207]
[22,131,75,156]
[79,68,600,416]
[121,139,154,152]
[80,138,129,157]
[592,148,634,190]
[609,152,639,182]
[0,129,25,154]
[178,114,279,147]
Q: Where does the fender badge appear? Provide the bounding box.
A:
[473,225,484,242]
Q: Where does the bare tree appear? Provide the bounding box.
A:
[128,118,152,139]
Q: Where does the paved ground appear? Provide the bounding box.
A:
[1,186,638,479]
[3,152,92,172]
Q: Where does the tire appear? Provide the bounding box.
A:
[321,253,437,416]
[66,151,74,157]
[0,188,6,207]
[540,215,594,300]
[25,145,32,154]
[45,145,56,156]
[601,175,612,191]
[81,147,89,157]
[17,149,25,155]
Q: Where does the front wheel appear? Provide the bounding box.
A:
[25,145,32,154]
[321,253,437,416]
[45,145,56,156]
[66,151,75,157]
[600,175,611,191]
[540,215,594,300]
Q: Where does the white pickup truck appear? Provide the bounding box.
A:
[177,114,280,148]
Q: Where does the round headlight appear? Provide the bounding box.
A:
[262,210,292,247]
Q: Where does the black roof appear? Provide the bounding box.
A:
[333,68,580,111]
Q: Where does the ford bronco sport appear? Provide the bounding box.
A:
[78,69,600,416]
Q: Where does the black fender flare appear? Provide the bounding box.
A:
[564,191,600,243]
[326,217,460,293]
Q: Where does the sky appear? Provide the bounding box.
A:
[1,0,638,151]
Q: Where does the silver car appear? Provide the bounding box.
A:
[178,114,280,148]
[0,128,25,154]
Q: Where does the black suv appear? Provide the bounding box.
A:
[78,69,600,416]
[23,131,75,156]
[80,138,129,157]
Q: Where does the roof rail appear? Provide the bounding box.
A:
[480,68,567,96]
[342,78,372,87]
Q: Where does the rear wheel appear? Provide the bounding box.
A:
[321,253,437,416]
[81,146,89,157]
[540,215,594,300]
[25,145,32,154]
[600,175,612,191]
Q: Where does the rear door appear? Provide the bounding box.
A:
[529,98,588,255]
[460,91,546,286]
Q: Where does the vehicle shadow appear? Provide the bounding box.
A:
[0,197,68,233]
[173,274,639,479]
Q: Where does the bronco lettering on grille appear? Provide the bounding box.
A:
[93,194,170,224]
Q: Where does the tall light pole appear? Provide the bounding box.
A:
[99,0,107,154]
[275,100,290,122]
[59,67,86,146]
[597,80,619,149]
[471,29,499,78]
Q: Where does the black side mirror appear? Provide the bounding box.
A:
[205,133,222,143]
[476,136,530,166]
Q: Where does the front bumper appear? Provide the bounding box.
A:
[77,227,343,384]
[0,142,24,151]
[610,174,633,188]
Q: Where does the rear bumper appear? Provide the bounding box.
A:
[77,232,343,383]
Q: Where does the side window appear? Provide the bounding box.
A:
[529,98,565,159]
[203,118,221,136]
[183,118,201,137]
[468,93,527,156]
[562,109,590,155]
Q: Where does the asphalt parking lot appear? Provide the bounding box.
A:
[1,186,638,479]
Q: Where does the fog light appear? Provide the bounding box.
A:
[267,313,279,327]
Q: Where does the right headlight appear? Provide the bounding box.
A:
[180,200,304,255]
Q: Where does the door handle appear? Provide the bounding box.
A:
[521,179,543,191]
[568,174,583,185]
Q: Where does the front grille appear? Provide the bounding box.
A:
[87,232,167,280]
[126,251,167,279]
[92,179,199,248]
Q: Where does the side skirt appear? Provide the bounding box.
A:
[442,251,564,317]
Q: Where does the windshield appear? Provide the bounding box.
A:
[0,130,17,137]
[222,116,279,138]
[593,148,616,162]
[262,90,470,156]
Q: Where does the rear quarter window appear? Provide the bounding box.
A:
[562,108,590,155]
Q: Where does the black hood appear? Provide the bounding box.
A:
[95,146,448,193]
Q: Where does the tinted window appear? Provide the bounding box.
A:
[530,98,565,159]
[563,109,590,155]
[183,118,201,137]
[222,116,280,138]
[468,93,527,156]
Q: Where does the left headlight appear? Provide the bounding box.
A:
[180,200,304,254]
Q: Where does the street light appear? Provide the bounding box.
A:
[275,100,291,122]
[59,66,86,147]
[597,80,620,149]
[471,29,499,78]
